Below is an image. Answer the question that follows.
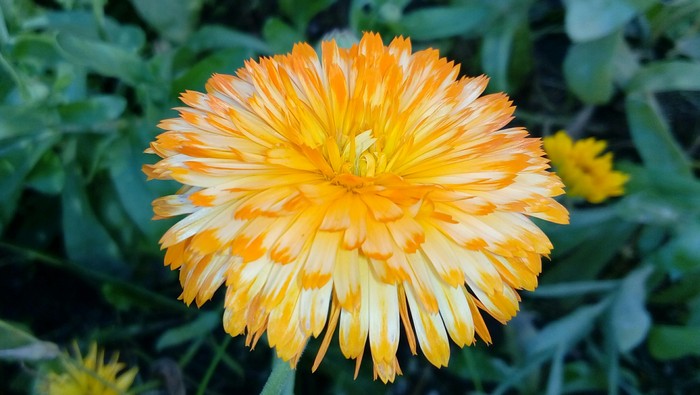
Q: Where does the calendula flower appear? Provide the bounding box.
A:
[144,32,568,383]
[543,130,628,203]
[38,343,137,395]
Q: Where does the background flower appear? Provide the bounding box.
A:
[38,343,137,395]
[544,130,629,203]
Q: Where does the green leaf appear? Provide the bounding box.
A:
[172,48,251,94]
[508,21,534,92]
[481,22,517,93]
[23,10,145,52]
[0,342,60,362]
[542,206,619,257]
[0,320,39,349]
[108,137,166,241]
[677,35,700,60]
[626,61,700,93]
[624,165,700,207]
[560,362,608,393]
[611,266,653,352]
[650,227,700,274]
[528,301,608,356]
[25,150,65,195]
[651,272,700,304]
[398,4,494,40]
[61,165,123,276]
[491,353,550,395]
[541,207,636,283]
[56,32,150,86]
[57,95,126,127]
[0,105,58,139]
[647,0,700,42]
[530,280,618,298]
[349,0,410,33]
[546,220,635,283]
[648,325,700,360]
[128,0,195,43]
[617,192,683,226]
[612,40,640,87]
[564,0,657,42]
[563,30,620,104]
[624,93,692,176]
[0,131,57,233]
[262,18,304,55]
[11,34,63,66]
[156,311,220,351]
[481,17,533,94]
[53,65,88,102]
[618,165,700,224]
[107,24,146,54]
[448,347,509,383]
[188,25,271,54]
[279,0,337,29]
[636,225,666,255]
[0,320,59,362]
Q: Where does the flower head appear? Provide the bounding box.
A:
[38,343,137,395]
[543,130,628,203]
[145,32,568,382]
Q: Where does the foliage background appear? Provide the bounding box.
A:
[1,0,699,394]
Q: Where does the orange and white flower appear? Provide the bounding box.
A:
[145,32,568,382]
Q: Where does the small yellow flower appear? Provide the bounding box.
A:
[39,343,137,395]
[543,131,629,203]
[145,32,569,382]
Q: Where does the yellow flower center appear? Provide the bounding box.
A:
[328,129,390,187]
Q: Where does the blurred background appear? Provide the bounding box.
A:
[1,0,699,394]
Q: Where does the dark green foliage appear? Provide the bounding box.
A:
[0,0,698,394]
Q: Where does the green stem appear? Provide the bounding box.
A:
[260,356,295,395]
[545,344,566,395]
[565,105,595,139]
[462,349,484,393]
[179,336,205,368]
[605,309,620,395]
[196,336,231,395]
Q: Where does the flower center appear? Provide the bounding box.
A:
[328,129,391,189]
[357,150,386,177]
